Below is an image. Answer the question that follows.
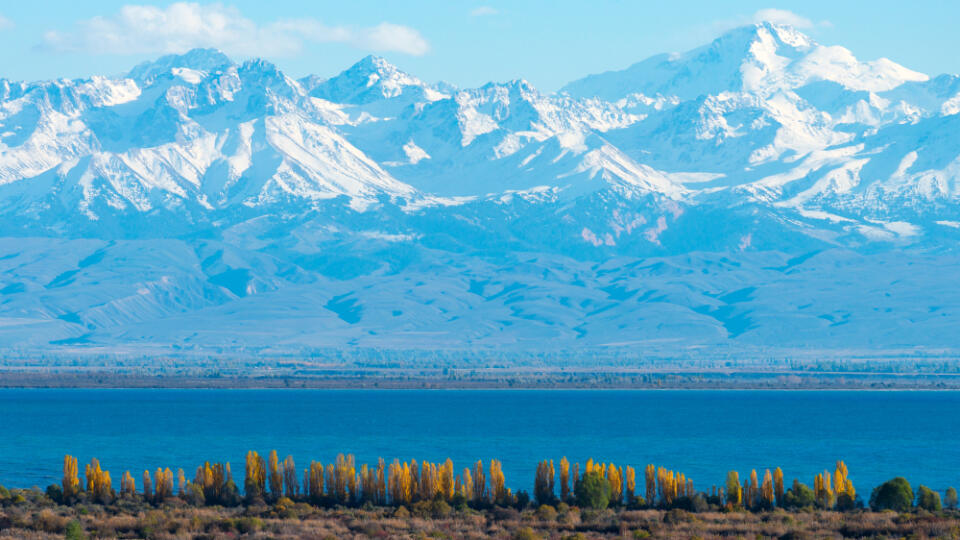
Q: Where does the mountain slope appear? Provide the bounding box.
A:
[0,23,959,355]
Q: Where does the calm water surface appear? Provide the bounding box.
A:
[1,389,957,493]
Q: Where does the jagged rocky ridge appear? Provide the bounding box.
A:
[1,22,959,354]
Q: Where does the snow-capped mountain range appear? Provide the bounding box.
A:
[2,22,959,356]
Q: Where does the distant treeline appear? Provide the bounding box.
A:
[36,453,957,515]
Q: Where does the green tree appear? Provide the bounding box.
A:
[870,477,913,512]
[534,460,556,506]
[575,471,611,509]
[945,487,958,510]
[916,485,942,512]
[783,479,815,509]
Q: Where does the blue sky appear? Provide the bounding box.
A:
[1,1,958,91]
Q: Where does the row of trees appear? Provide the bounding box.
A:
[59,452,511,508]
[56,454,959,513]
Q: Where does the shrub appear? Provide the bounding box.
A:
[451,493,468,510]
[783,481,815,509]
[663,508,694,524]
[535,504,557,521]
[64,520,87,540]
[575,471,611,510]
[513,527,542,540]
[916,485,942,512]
[35,509,68,533]
[672,494,709,512]
[870,477,914,512]
[430,499,452,518]
[946,487,958,510]
[515,489,531,509]
[836,491,857,511]
[45,484,63,504]
[236,516,263,533]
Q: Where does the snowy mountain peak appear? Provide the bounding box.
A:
[309,54,439,106]
[127,48,234,84]
[562,23,927,101]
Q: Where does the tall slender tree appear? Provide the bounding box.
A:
[726,471,741,507]
[773,467,784,507]
[62,455,80,500]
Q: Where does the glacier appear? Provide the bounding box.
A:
[1,21,959,358]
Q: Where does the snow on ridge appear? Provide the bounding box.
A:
[0,28,957,238]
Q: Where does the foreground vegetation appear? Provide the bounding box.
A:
[1,453,959,538]
[3,488,960,539]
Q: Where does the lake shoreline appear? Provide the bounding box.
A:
[2,370,959,390]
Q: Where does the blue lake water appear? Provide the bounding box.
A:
[1,389,958,496]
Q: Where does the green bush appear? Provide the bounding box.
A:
[430,499,452,518]
[916,485,942,512]
[235,516,263,533]
[45,484,63,504]
[836,492,857,511]
[513,527,542,540]
[535,504,558,521]
[574,471,611,510]
[946,487,958,510]
[870,477,914,512]
[783,481,815,509]
[64,520,87,540]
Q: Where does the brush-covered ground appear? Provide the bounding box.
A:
[1,489,959,539]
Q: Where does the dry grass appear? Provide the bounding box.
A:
[2,490,960,539]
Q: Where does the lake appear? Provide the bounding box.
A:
[0,389,957,496]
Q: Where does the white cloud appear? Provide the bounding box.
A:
[360,23,430,55]
[470,6,499,17]
[752,8,815,29]
[273,20,429,56]
[0,14,13,30]
[40,2,430,57]
[708,8,830,37]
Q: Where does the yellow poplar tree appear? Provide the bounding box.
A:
[461,467,473,501]
[143,470,153,500]
[748,469,759,509]
[472,460,486,502]
[283,455,298,498]
[625,466,636,504]
[773,467,784,507]
[62,455,80,500]
[177,468,186,497]
[490,460,506,503]
[645,464,656,507]
[440,458,455,501]
[761,469,775,508]
[376,458,387,505]
[245,451,266,499]
[814,472,835,508]
[725,471,741,507]
[268,450,282,498]
[307,461,324,501]
[121,471,136,497]
[559,457,570,502]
